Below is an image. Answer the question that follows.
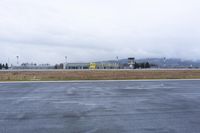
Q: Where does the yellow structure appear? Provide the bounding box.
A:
[89,63,97,69]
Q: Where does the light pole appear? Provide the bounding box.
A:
[16,56,19,66]
[8,58,10,68]
[163,57,166,68]
[116,56,119,69]
[64,56,67,69]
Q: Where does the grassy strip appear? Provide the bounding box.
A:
[0,70,200,81]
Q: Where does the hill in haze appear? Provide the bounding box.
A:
[97,58,200,68]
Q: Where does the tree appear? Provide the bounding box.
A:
[2,64,5,69]
[134,62,139,69]
[145,62,150,68]
[5,63,8,69]
[55,64,58,69]
[140,63,145,69]
[0,64,2,69]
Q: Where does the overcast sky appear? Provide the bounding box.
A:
[1,0,200,64]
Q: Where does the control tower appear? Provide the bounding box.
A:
[128,57,135,69]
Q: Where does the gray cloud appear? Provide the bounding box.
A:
[1,0,200,64]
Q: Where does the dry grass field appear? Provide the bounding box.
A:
[0,69,200,81]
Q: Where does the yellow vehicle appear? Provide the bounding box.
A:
[89,63,97,69]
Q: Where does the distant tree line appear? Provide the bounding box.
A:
[0,63,9,69]
[134,62,151,69]
[55,63,64,69]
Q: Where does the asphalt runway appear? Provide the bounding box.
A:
[1,80,200,133]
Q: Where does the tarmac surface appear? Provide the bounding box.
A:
[1,80,200,133]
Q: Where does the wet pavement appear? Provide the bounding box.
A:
[0,80,200,133]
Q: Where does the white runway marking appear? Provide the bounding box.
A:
[0,79,200,84]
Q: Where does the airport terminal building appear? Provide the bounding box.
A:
[65,62,120,69]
